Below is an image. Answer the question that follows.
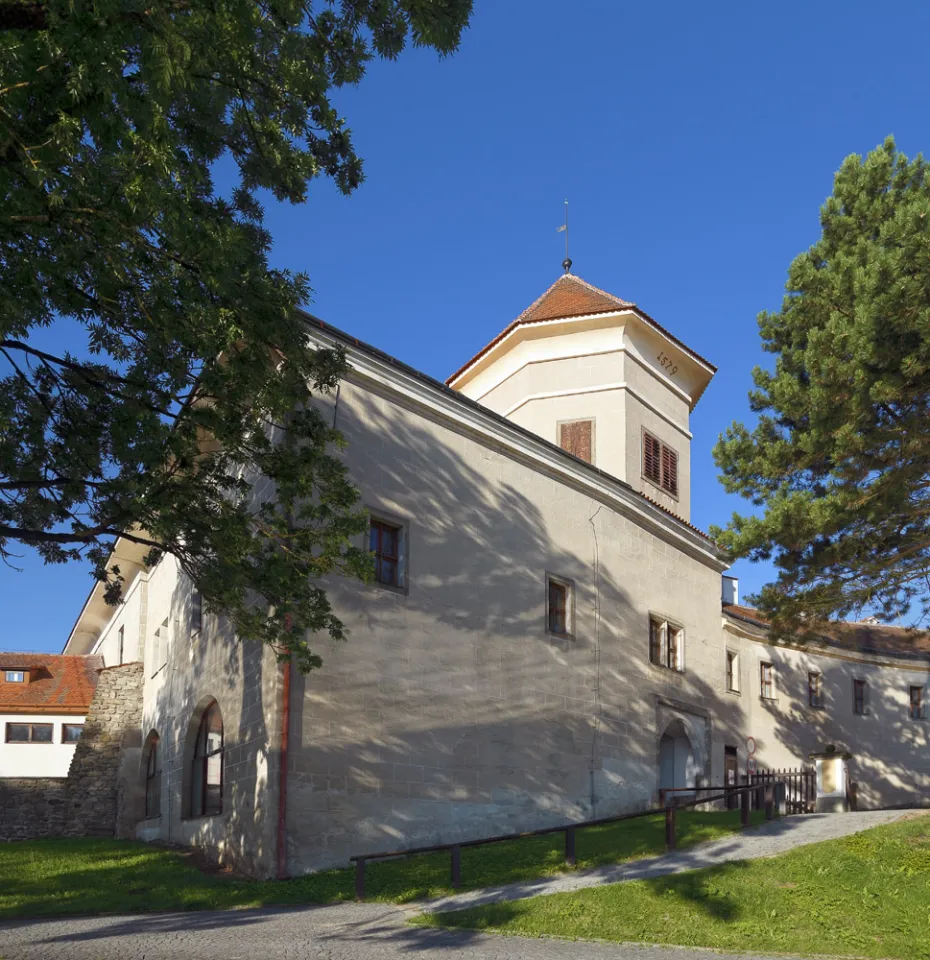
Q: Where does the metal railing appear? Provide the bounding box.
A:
[349,781,778,900]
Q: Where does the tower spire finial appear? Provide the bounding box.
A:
[557,198,572,273]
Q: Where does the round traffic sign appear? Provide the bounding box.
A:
[746,736,756,755]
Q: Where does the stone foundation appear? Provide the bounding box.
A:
[0,779,68,840]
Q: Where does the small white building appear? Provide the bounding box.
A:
[0,654,102,778]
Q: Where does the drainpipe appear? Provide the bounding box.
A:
[276,657,291,879]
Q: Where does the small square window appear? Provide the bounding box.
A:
[808,672,823,708]
[4,670,25,683]
[649,616,684,671]
[62,724,84,744]
[370,518,405,588]
[6,723,29,743]
[760,662,776,700]
[547,576,574,637]
[726,651,739,693]
[910,685,925,720]
[558,419,594,464]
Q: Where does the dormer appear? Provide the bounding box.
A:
[447,274,715,522]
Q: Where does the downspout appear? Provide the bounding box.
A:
[276,657,291,879]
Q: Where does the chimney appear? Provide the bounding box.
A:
[722,576,738,606]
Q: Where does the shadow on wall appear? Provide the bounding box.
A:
[281,388,736,872]
[132,568,278,878]
[761,647,930,809]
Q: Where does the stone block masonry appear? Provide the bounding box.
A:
[65,662,144,837]
[0,779,68,841]
[0,663,144,842]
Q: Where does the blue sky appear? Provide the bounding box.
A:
[4,0,929,653]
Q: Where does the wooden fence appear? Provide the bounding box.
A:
[749,766,816,814]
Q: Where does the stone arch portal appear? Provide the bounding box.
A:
[659,718,698,794]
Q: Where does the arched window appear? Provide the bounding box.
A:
[191,700,223,817]
[144,733,161,819]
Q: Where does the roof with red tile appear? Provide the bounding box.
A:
[0,654,103,714]
[722,604,930,659]
[446,273,717,386]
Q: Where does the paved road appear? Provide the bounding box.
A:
[424,808,913,913]
[0,811,916,960]
[0,901,811,960]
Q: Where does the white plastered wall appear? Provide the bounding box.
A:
[0,712,86,777]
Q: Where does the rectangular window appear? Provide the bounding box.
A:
[808,672,823,708]
[62,723,84,744]
[370,518,404,588]
[117,625,124,665]
[853,679,867,716]
[558,419,594,464]
[910,685,925,720]
[726,651,739,693]
[4,670,24,683]
[642,430,678,497]
[6,722,53,743]
[760,662,775,700]
[547,576,573,637]
[649,616,684,671]
[191,590,203,635]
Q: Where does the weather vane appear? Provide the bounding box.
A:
[556,199,571,273]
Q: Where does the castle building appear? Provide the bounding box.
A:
[59,273,930,877]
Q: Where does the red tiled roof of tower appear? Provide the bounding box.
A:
[0,654,103,713]
[446,273,716,386]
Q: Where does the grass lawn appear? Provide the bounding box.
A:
[0,809,763,919]
[420,813,930,960]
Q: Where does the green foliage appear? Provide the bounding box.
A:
[0,811,761,917]
[0,0,471,670]
[424,815,930,960]
[713,138,930,635]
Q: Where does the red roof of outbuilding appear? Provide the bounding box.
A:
[0,654,103,714]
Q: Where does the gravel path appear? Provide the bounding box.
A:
[0,811,916,960]
[421,809,912,914]
[0,901,813,960]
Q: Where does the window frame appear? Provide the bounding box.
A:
[190,590,203,637]
[145,733,161,819]
[368,515,408,592]
[61,723,84,744]
[557,417,595,465]
[760,661,776,700]
[190,701,224,819]
[642,429,679,499]
[4,670,25,683]
[649,614,685,672]
[853,678,867,716]
[5,722,54,743]
[725,649,740,694]
[546,574,575,639]
[117,625,125,665]
[909,685,925,721]
[808,671,823,709]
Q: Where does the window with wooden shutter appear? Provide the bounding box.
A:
[558,419,593,464]
[642,431,661,484]
[643,430,679,497]
[661,445,678,496]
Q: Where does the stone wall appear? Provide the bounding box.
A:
[0,779,68,840]
[65,662,144,837]
[0,662,145,843]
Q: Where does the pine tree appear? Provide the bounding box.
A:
[713,138,930,637]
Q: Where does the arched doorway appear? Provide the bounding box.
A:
[659,719,698,795]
